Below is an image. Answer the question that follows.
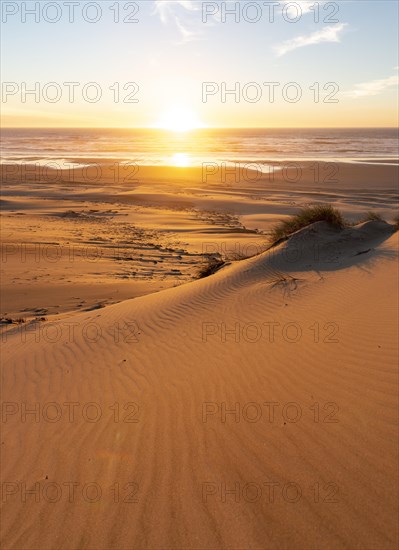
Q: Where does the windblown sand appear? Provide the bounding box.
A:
[1,161,398,549]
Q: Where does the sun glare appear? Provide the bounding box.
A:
[158,106,204,132]
[171,153,190,167]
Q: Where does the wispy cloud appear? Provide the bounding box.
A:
[153,1,201,42]
[345,72,399,98]
[281,0,325,17]
[274,23,348,56]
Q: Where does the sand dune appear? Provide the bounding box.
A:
[1,219,398,549]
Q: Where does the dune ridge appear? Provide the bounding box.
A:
[1,220,398,549]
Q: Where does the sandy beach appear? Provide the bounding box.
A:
[2,161,398,317]
[1,160,398,548]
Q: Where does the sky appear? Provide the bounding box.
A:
[1,0,398,128]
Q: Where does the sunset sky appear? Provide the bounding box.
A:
[1,0,398,127]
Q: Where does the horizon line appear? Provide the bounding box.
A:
[2,126,399,130]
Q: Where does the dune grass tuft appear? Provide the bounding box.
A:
[198,257,225,279]
[270,205,345,243]
[359,211,384,222]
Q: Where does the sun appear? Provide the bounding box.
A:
[157,106,205,132]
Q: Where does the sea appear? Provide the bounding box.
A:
[1,128,398,168]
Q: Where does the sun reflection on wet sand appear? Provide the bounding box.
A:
[171,152,191,167]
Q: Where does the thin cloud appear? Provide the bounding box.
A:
[153,0,201,42]
[345,73,399,98]
[274,23,348,56]
[281,0,325,17]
